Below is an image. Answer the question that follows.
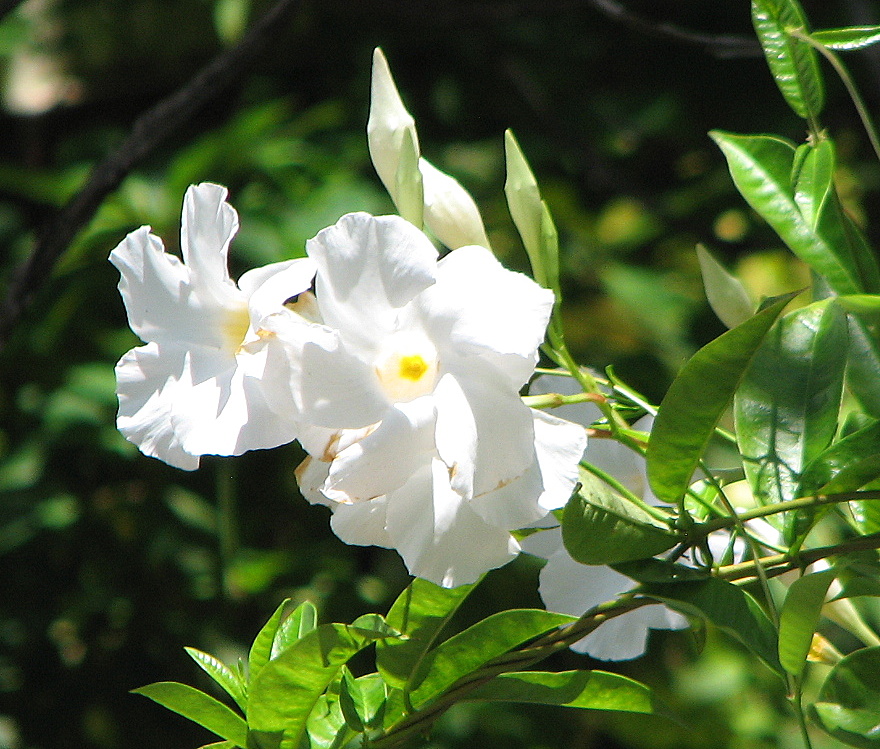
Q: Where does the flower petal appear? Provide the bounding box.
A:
[384,458,520,587]
[330,497,393,549]
[324,397,436,502]
[436,357,535,500]
[115,341,298,468]
[419,245,553,387]
[420,158,490,250]
[307,213,437,358]
[239,257,317,326]
[532,408,587,511]
[110,226,234,349]
[180,183,240,306]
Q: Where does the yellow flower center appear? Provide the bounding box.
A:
[375,333,438,402]
[398,354,429,381]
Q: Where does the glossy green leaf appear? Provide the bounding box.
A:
[185,648,247,712]
[711,132,863,294]
[271,600,317,661]
[562,472,679,565]
[778,569,836,677]
[199,742,235,749]
[376,578,476,690]
[248,599,290,684]
[464,670,666,715]
[793,139,834,229]
[814,647,880,747]
[735,300,847,509]
[247,620,398,747]
[751,0,824,119]
[407,610,574,709]
[847,315,880,418]
[696,244,754,329]
[305,692,348,749]
[811,26,880,51]
[133,682,248,747]
[643,578,782,673]
[799,421,880,496]
[647,293,794,504]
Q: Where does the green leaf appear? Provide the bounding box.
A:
[464,670,666,716]
[642,578,782,673]
[646,293,795,504]
[562,472,679,565]
[847,315,880,418]
[246,621,397,747]
[248,600,291,684]
[305,693,348,749]
[338,667,365,732]
[711,132,863,294]
[696,244,754,329]
[271,600,317,660]
[376,578,476,690]
[751,0,824,119]
[735,300,847,510]
[792,139,835,230]
[814,647,880,747]
[778,569,836,677]
[133,682,248,747]
[185,648,247,712]
[407,610,574,709]
[799,420,880,496]
[811,26,880,51]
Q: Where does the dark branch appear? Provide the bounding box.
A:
[0,0,302,350]
[582,0,762,59]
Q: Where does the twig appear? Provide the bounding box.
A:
[582,0,762,59]
[0,0,302,350]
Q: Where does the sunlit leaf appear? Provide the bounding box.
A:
[710,132,862,294]
[735,300,847,511]
[647,293,794,504]
[376,578,476,690]
[778,569,836,677]
[247,621,398,747]
[811,26,880,51]
[271,600,318,660]
[185,648,247,712]
[248,599,291,683]
[847,315,880,418]
[814,647,880,747]
[133,682,247,747]
[464,670,667,716]
[407,610,574,709]
[562,472,679,565]
[751,0,824,119]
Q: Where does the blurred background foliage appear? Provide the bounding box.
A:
[0,0,877,746]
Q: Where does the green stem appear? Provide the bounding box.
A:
[694,490,880,537]
[794,28,880,165]
[216,460,239,598]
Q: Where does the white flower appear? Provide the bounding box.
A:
[524,373,687,659]
[111,182,316,470]
[281,212,585,587]
[368,48,490,250]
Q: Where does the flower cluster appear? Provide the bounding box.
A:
[110,52,586,588]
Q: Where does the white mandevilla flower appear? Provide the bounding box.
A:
[111,182,316,470]
[368,47,490,250]
[523,373,687,660]
[278,212,585,587]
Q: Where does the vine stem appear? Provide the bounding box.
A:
[792,27,880,165]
